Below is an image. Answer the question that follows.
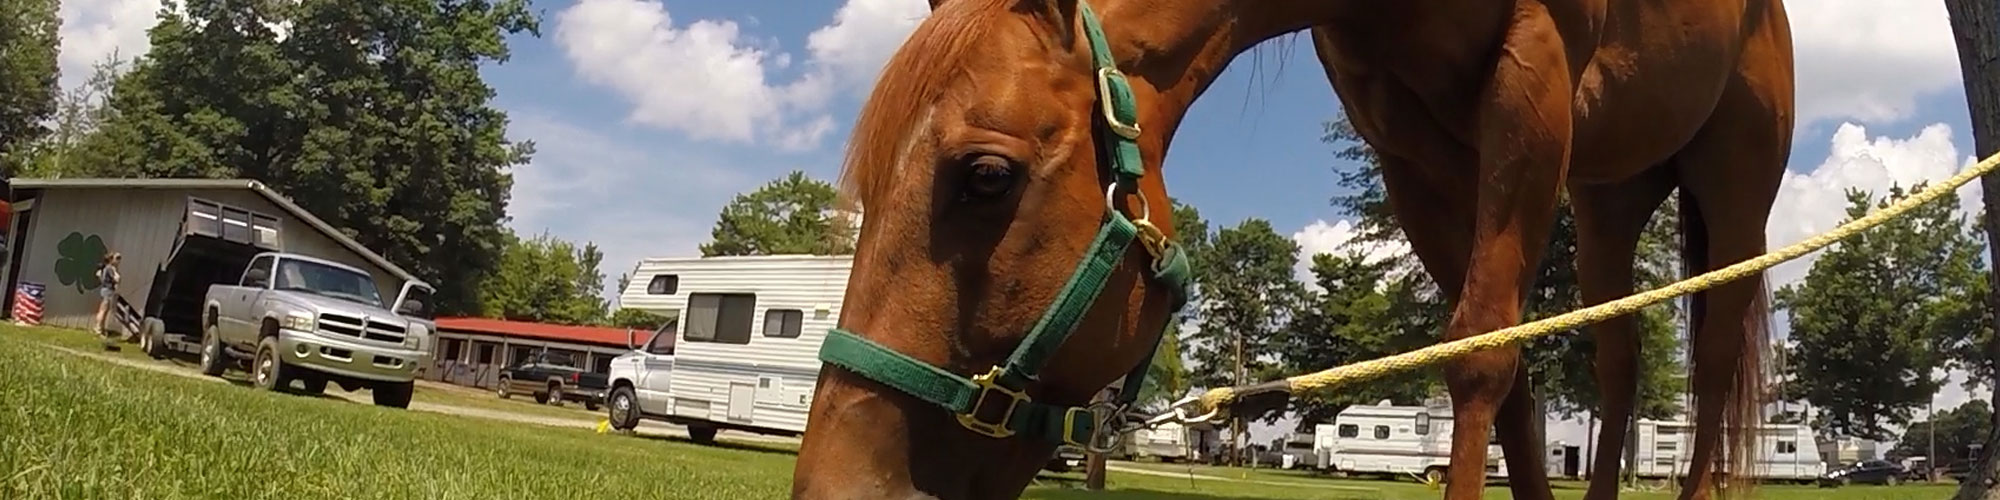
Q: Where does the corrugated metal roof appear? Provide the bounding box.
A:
[435,317,651,348]
[10,177,424,287]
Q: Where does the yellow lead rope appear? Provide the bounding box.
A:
[1193,150,2000,416]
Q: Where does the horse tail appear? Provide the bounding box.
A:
[1677,188,1768,498]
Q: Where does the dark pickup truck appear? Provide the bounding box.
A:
[497,350,609,410]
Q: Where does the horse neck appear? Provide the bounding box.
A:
[1095,0,1342,140]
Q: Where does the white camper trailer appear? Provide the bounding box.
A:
[1630,419,1825,482]
[604,255,851,442]
[1315,399,1509,481]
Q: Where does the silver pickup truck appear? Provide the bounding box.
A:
[195,252,434,408]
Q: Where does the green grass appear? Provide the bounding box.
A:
[0,324,1964,499]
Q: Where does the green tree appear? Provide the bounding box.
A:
[1777,184,1988,440]
[608,307,671,330]
[1279,250,1440,427]
[1315,113,1685,422]
[75,0,540,315]
[15,55,127,179]
[1183,218,1303,406]
[480,232,608,326]
[0,0,60,174]
[701,171,855,256]
[1890,400,1994,466]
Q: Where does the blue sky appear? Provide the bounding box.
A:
[58,0,1992,445]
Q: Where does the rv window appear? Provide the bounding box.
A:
[1777,440,1797,454]
[1415,412,1432,435]
[647,275,679,295]
[686,293,757,345]
[646,320,677,355]
[1373,425,1390,439]
[1338,425,1358,438]
[764,309,804,338]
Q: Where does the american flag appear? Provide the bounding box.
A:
[12,282,44,326]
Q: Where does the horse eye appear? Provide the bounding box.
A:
[961,155,1018,201]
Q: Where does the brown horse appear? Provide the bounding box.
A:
[793,0,1793,499]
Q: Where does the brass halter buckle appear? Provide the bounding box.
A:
[956,366,1027,439]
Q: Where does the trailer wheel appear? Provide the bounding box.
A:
[1424,466,1446,484]
[140,318,168,359]
[687,424,718,444]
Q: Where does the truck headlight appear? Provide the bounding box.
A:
[404,325,426,349]
[284,312,315,331]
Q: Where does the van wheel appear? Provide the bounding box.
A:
[251,336,293,392]
[199,325,227,376]
[374,381,414,409]
[687,424,718,444]
[607,386,640,431]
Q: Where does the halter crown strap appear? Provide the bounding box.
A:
[817,1,1190,448]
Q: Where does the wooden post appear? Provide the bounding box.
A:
[1086,386,1113,491]
[1948,0,2000,497]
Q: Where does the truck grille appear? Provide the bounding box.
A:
[318,313,407,344]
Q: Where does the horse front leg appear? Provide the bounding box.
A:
[1440,2,1579,498]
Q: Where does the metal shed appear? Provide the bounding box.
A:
[2,178,423,332]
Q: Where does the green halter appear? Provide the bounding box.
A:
[817,2,1194,451]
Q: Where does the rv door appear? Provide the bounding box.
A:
[394,282,436,321]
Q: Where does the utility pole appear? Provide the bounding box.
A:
[1232,331,1246,467]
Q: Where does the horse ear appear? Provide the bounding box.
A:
[928,0,945,10]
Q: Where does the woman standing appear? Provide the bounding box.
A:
[93,252,122,350]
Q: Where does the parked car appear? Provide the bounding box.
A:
[497,349,609,410]
[1820,459,1906,487]
[198,252,433,408]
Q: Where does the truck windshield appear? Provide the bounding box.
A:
[275,259,382,307]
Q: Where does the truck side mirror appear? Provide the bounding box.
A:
[626,327,636,350]
[398,299,424,315]
[244,268,270,287]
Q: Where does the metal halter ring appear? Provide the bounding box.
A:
[1104,181,1152,222]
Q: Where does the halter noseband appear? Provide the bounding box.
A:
[816,2,1193,452]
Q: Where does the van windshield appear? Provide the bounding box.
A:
[276,259,382,308]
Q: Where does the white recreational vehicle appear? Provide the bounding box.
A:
[1630,419,1824,482]
[1315,399,1509,481]
[603,254,851,442]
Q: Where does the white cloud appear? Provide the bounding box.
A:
[553,0,926,151]
[1290,219,1410,291]
[1766,122,1980,289]
[55,0,162,90]
[503,111,774,300]
[1788,0,1962,125]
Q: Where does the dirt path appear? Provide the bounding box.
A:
[43,343,798,446]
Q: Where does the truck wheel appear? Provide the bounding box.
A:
[251,336,294,393]
[374,381,414,409]
[533,391,549,404]
[496,377,511,399]
[141,318,168,359]
[687,424,718,444]
[607,386,640,431]
[301,376,328,395]
[546,383,565,407]
[198,325,227,377]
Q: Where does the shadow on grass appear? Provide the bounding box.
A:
[630,433,802,457]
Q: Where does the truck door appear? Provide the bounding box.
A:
[635,321,676,414]
[392,281,435,321]
[228,255,276,344]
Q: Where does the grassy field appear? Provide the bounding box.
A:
[0,325,1962,499]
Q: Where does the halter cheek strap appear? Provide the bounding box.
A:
[817,2,1193,449]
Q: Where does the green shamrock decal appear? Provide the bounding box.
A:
[54,232,108,294]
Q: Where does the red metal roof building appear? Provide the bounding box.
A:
[425,317,670,390]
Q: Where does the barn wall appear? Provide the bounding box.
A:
[15,187,406,330]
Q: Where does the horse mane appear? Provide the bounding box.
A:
[835,0,1006,211]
